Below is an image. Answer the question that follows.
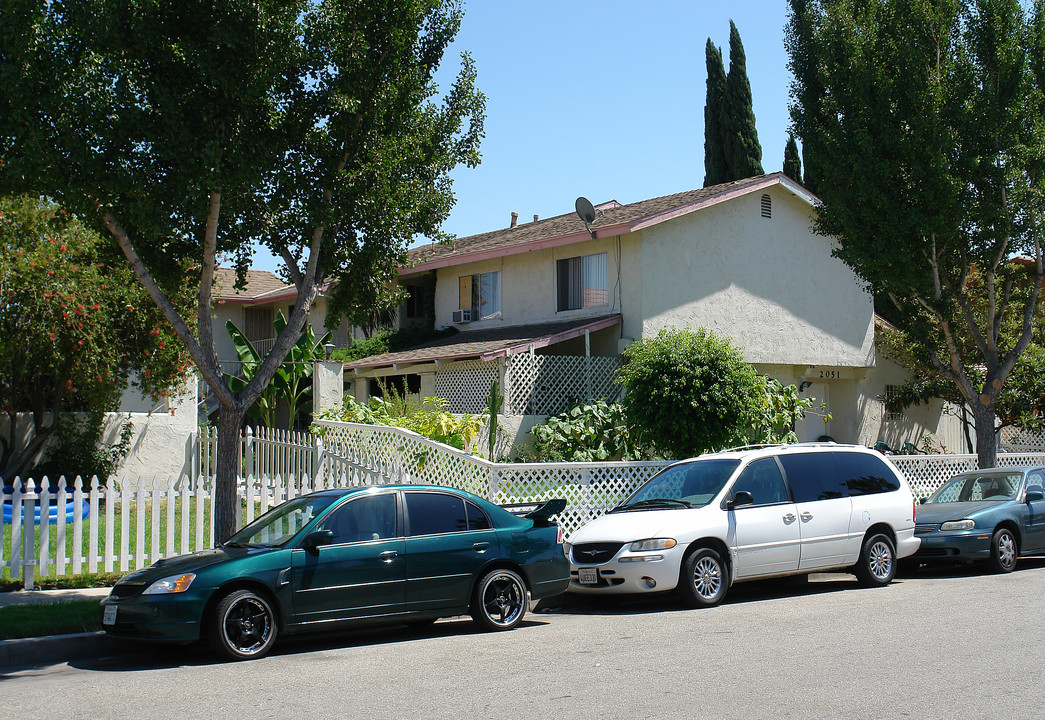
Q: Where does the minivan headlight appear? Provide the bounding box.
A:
[142,573,196,594]
[940,519,975,531]
[563,542,572,559]
[629,538,677,552]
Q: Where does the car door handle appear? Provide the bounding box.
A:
[379,551,398,562]
[800,511,813,522]
[473,542,491,552]
[783,513,796,523]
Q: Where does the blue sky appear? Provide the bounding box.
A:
[254,1,793,272]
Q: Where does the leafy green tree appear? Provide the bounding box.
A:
[783,133,803,183]
[784,0,824,195]
[0,1,485,539]
[0,195,190,479]
[703,22,763,185]
[703,40,729,187]
[786,0,1045,468]
[616,328,761,458]
[724,20,764,180]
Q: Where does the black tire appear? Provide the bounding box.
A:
[208,589,278,661]
[988,528,1018,573]
[677,547,728,608]
[471,569,527,631]
[854,533,896,587]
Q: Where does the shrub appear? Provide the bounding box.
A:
[527,400,655,462]
[616,327,761,458]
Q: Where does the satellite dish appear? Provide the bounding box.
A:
[575,196,598,239]
[575,196,597,225]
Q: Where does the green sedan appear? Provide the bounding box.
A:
[100,485,568,660]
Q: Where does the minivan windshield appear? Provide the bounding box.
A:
[612,459,741,512]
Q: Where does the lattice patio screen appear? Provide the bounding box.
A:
[506,354,621,416]
[435,359,500,414]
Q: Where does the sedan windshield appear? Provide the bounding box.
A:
[613,459,740,512]
[927,473,1023,504]
[225,494,341,548]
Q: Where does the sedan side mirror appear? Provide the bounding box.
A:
[303,529,335,551]
[1026,491,1044,503]
[727,491,754,510]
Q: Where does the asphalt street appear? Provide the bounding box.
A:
[3,562,1044,720]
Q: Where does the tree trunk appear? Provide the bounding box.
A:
[972,402,999,470]
[214,404,246,543]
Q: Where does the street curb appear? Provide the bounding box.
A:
[0,631,128,670]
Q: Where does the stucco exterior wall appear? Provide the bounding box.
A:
[212,296,337,364]
[432,234,634,346]
[639,186,874,367]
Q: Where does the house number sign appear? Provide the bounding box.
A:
[805,367,853,381]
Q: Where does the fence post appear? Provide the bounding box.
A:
[244,426,254,482]
[21,478,37,590]
[315,435,326,490]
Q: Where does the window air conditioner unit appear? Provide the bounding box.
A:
[452,309,473,323]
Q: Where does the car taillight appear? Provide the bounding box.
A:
[557,526,563,544]
[913,498,917,523]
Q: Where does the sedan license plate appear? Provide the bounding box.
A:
[578,567,598,585]
[103,604,117,625]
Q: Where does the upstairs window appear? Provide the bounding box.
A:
[459,271,501,319]
[404,284,431,319]
[243,307,274,344]
[557,252,608,311]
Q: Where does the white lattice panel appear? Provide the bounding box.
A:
[1001,426,1045,452]
[506,354,621,415]
[435,360,499,414]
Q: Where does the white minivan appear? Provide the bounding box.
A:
[566,444,920,607]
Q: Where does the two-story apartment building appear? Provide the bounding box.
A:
[345,173,966,453]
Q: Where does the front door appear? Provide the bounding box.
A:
[727,458,801,579]
[290,492,406,625]
[1024,470,1045,552]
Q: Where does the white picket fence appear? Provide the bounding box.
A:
[5,421,1045,589]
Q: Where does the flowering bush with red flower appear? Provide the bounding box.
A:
[0,196,194,479]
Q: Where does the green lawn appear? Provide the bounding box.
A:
[2,499,261,582]
[0,600,103,639]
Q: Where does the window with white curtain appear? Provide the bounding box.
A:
[460,271,501,319]
[557,252,607,311]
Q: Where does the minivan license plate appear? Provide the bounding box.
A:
[578,567,598,585]
[103,605,117,625]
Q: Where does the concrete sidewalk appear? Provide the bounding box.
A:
[0,587,121,670]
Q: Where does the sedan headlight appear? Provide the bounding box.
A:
[940,519,976,531]
[142,573,196,595]
[629,538,677,552]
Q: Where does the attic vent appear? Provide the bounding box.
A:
[760,194,772,218]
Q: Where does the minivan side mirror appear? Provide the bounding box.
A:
[727,491,754,510]
[303,529,335,551]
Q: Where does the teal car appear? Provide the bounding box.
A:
[912,466,1045,573]
[100,485,568,660]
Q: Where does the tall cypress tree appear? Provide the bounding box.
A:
[783,133,802,182]
[724,20,764,179]
[785,0,822,195]
[703,39,729,187]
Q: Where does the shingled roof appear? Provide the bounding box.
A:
[212,268,291,303]
[346,314,622,371]
[404,172,815,273]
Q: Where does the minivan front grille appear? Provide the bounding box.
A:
[571,542,624,564]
